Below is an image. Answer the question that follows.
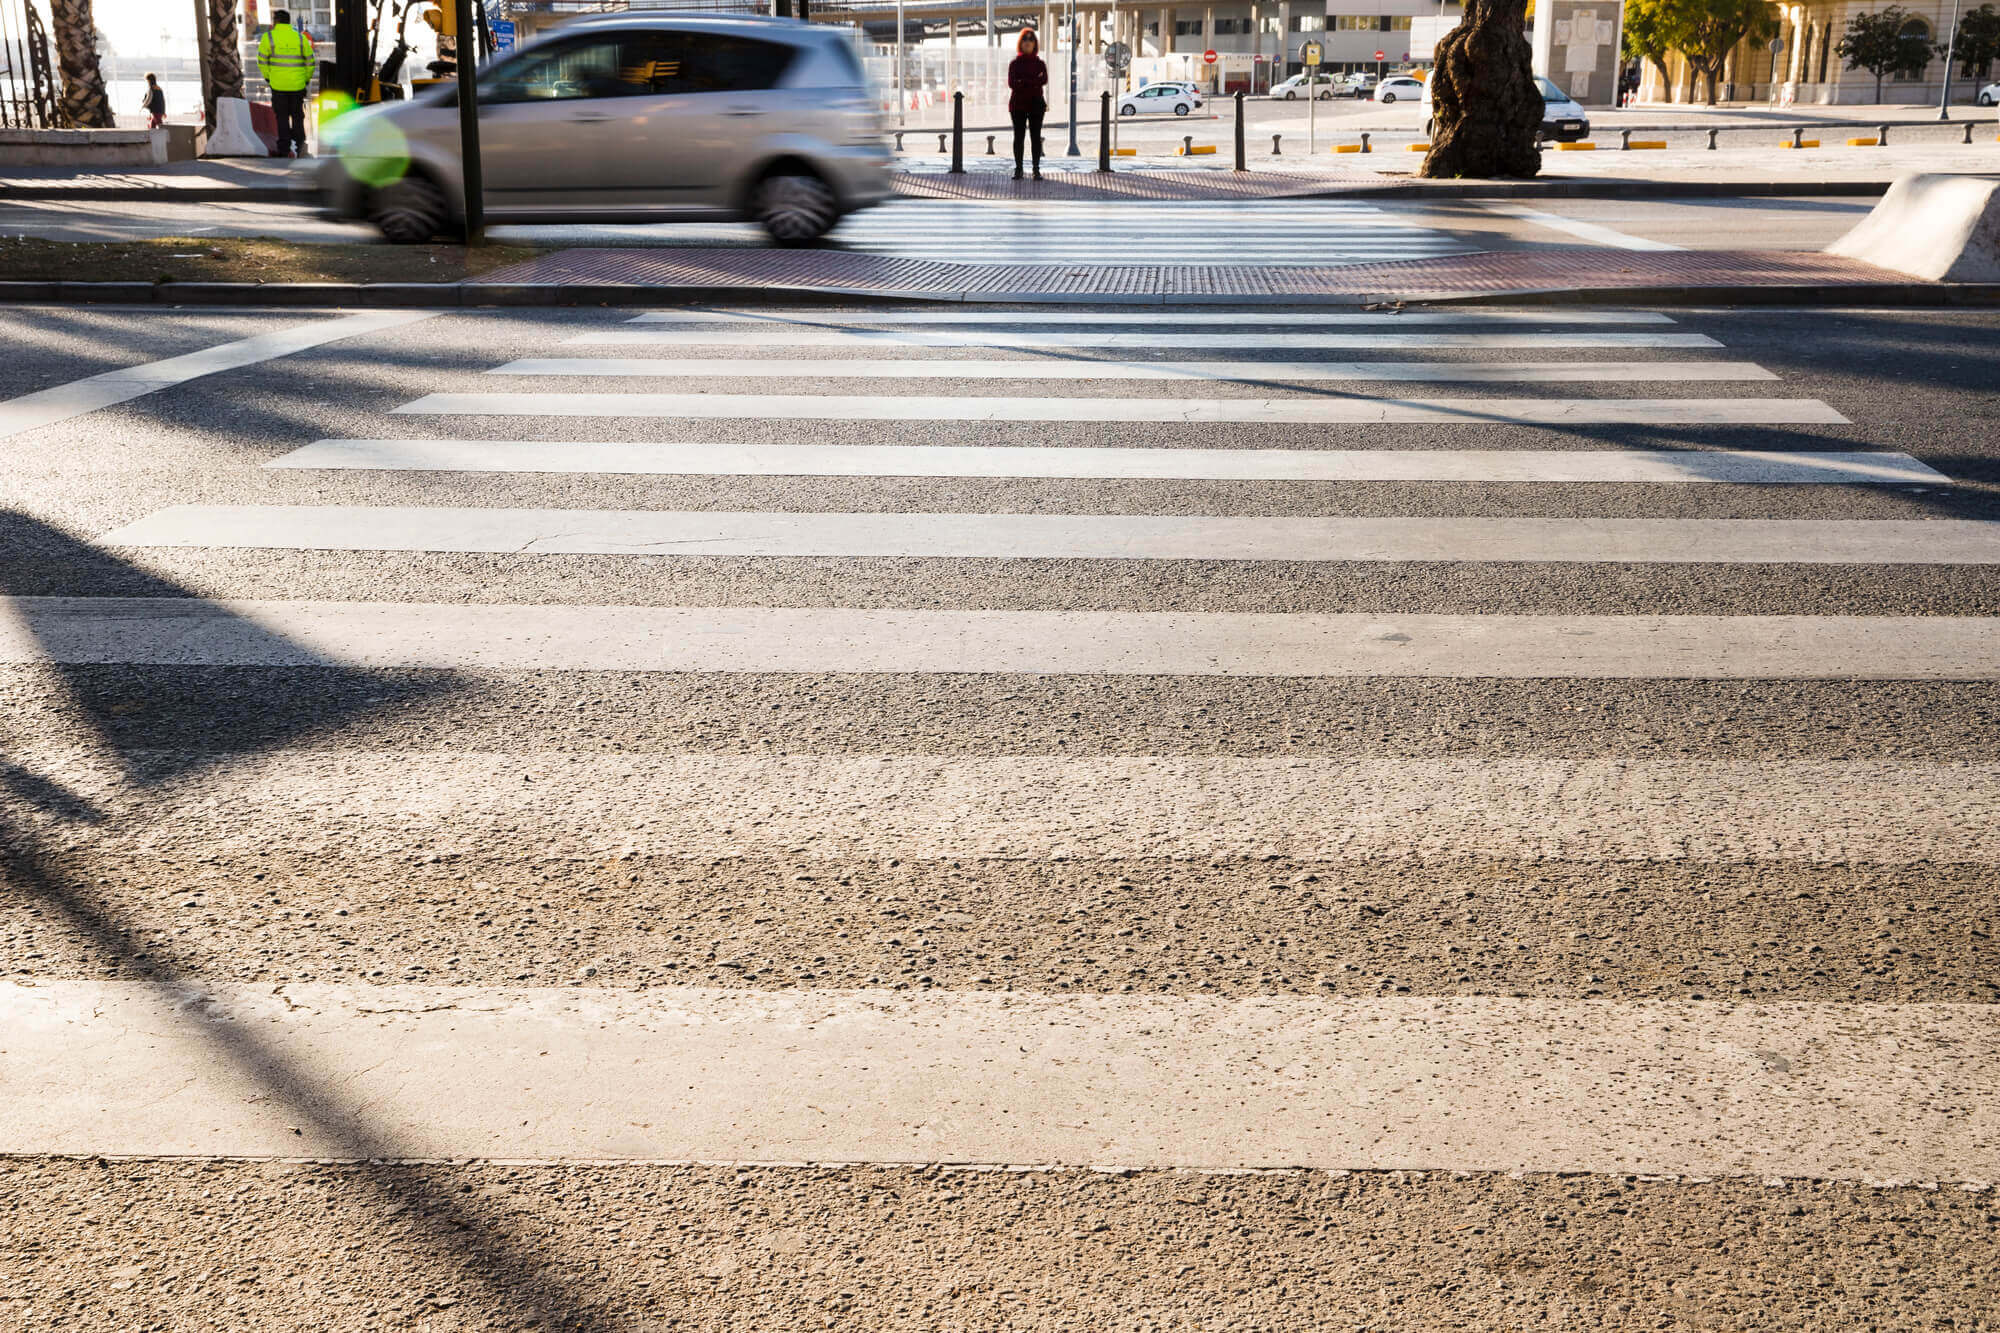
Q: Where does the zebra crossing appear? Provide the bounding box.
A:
[14,304,2000,1195]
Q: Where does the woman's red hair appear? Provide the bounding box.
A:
[1017,28,1039,53]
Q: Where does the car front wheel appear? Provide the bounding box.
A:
[1283,90,1297,99]
[1119,103,1136,115]
[753,170,839,245]
[368,173,448,244]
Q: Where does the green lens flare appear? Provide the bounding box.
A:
[341,115,414,190]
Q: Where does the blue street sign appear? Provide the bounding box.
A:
[491,20,516,50]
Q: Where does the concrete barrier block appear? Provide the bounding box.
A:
[1406,143,1430,152]
[1627,140,1667,149]
[1332,143,1362,153]
[1847,137,1880,147]
[1778,140,1822,149]
[1827,172,2000,281]
[1177,144,1216,156]
[1556,142,1596,151]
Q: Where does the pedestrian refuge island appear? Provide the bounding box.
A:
[1827,173,2000,282]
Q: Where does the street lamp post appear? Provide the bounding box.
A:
[896,0,907,127]
[1939,0,1963,119]
[1066,0,1081,154]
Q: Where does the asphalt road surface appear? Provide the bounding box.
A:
[0,193,1872,258]
[3,301,1998,1329]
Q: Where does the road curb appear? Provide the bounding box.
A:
[4,276,1997,308]
[0,177,1895,205]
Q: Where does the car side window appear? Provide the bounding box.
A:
[664,31,799,93]
[479,38,633,103]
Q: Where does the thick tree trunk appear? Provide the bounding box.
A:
[1420,0,1540,178]
[49,0,113,128]
[208,0,245,114]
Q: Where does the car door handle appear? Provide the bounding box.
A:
[570,112,613,123]
[723,106,765,117]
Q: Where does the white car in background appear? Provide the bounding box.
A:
[1118,84,1203,116]
[1270,72,1338,100]
[1980,81,2000,105]
[1421,74,1591,143]
[1372,75,1425,103]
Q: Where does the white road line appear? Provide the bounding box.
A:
[22,749,2000,866]
[264,441,1945,484]
[492,358,1775,383]
[0,310,439,440]
[395,393,1849,427]
[1483,202,1687,252]
[568,330,1723,350]
[625,309,1680,327]
[6,599,1996,678]
[99,508,2000,565]
[8,981,1994,1180]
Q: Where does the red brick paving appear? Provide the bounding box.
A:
[473,245,1912,301]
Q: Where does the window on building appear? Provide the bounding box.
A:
[1175,19,1203,35]
[1892,17,1932,78]
[1333,16,1371,30]
[1259,14,1282,33]
[1213,17,1248,34]
[1387,16,1413,30]
[1145,20,1159,35]
[1817,21,1831,80]
[1291,14,1326,31]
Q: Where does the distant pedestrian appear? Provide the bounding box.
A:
[1008,28,1048,180]
[257,9,316,158]
[141,73,166,129]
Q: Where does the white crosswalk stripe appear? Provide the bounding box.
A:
[16,303,1998,1199]
[397,392,1848,426]
[268,441,1946,484]
[821,200,1481,266]
[492,357,1780,383]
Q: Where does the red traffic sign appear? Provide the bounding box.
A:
[1375,49,1386,59]
[1203,48,1217,63]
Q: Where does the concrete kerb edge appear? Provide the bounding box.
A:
[0,185,300,203]
[5,276,1996,308]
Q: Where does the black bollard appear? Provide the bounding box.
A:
[1706,128,1718,150]
[951,91,964,173]
[1360,131,1370,153]
[1234,89,1246,171]
[1099,91,1112,172]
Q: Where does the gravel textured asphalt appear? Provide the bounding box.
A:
[2,301,1997,1329]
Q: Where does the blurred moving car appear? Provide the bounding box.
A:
[316,12,890,244]
[1420,75,1590,143]
[1338,72,1378,97]
[1118,84,1203,115]
[1371,75,1425,103]
[1269,72,1338,100]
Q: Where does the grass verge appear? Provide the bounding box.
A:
[0,235,544,285]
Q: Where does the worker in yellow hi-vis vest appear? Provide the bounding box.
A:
[257,9,316,159]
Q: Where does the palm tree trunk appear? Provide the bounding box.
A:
[1420,0,1541,178]
[208,0,245,120]
[48,0,114,128]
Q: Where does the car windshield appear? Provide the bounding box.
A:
[1536,76,1567,101]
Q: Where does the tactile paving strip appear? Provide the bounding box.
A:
[472,246,1908,300]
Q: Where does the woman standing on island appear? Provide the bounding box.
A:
[1008,29,1048,180]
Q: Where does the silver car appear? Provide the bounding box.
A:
[316,13,891,244]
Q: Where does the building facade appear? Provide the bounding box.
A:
[1636,0,1979,104]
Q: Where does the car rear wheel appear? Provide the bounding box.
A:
[1982,91,1996,105]
[1380,92,1397,103]
[754,169,839,245]
[368,173,448,244]
[1174,102,1190,115]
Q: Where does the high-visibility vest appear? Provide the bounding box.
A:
[257,23,315,93]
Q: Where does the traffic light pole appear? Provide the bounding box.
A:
[1066,0,1081,156]
[453,0,484,242]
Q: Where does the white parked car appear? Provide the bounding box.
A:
[1118,84,1202,116]
[1421,74,1590,142]
[1372,75,1425,103]
[1269,73,1337,100]
[1979,81,2000,105]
